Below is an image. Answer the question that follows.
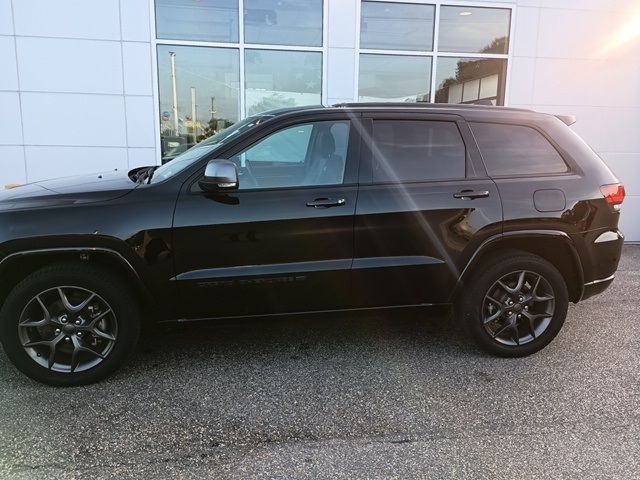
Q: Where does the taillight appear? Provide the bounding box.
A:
[600,183,625,208]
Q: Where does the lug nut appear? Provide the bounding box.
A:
[524,306,529,311]
[508,311,513,316]
[64,337,71,342]
[74,320,81,326]
[55,328,61,334]
[60,316,68,323]
[77,332,83,337]
[519,296,524,302]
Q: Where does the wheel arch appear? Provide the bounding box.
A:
[453,231,584,303]
[0,248,154,312]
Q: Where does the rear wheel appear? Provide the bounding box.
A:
[0,263,140,386]
[458,251,569,357]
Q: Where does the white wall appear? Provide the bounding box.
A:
[0,0,156,186]
[507,0,640,240]
[1,0,638,239]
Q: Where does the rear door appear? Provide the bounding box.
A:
[352,112,503,307]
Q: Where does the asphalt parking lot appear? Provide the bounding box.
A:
[0,246,638,479]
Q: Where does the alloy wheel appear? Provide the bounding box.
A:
[17,286,118,373]
[482,270,555,346]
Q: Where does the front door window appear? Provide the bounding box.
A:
[228,120,350,190]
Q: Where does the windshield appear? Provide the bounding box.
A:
[150,115,273,183]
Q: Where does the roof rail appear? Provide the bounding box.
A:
[555,114,577,126]
[331,102,533,113]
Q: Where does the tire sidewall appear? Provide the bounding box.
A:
[460,254,569,357]
[0,265,140,386]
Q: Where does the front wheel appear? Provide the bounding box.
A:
[0,263,140,386]
[457,251,569,357]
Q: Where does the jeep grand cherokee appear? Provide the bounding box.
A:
[0,104,625,385]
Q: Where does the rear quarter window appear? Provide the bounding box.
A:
[470,122,568,176]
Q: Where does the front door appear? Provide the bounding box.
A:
[172,116,360,318]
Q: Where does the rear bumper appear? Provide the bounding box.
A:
[581,274,615,301]
[577,229,623,301]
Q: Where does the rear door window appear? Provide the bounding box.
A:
[470,122,568,176]
[371,120,466,182]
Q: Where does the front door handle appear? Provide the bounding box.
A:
[453,190,490,200]
[306,198,346,208]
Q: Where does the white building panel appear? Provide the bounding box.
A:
[327,47,356,100]
[123,42,153,96]
[328,0,358,49]
[0,0,13,35]
[25,146,128,182]
[507,57,535,105]
[0,146,26,187]
[12,0,120,40]
[21,92,126,147]
[17,37,123,95]
[0,36,18,91]
[120,0,153,42]
[125,96,156,148]
[512,7,539,58]
[128,148,157,169]
[0,92,23,145]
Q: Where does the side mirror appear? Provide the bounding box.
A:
[199,159,239,192]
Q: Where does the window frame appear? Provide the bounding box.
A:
[151,0,329,165]
[354,1,515,106]
[468,120,576,179]
[359,112,478,186]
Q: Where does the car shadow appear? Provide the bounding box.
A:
[126,307,473,373]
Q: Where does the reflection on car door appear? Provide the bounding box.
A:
[171,115,361,318]
[352,114,503,307]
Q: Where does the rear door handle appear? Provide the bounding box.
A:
[306,198,346,208]
[453,190,490,200]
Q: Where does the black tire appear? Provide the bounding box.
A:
[457,250,569,357]
[0,263,140,386]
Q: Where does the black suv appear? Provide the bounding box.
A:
[0,104,625,385]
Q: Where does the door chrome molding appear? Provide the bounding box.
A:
[172,258,352,281]
[352,255,444,270]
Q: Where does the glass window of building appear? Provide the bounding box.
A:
[435,57,507,105]
[245,50,322,116]
[155,1,325,158]
[157,46,240,158]
[359,54,431,102]
[244,0,323,47]
[360,1,435,51]
[358,3,511,106]
[155,0,239,43]
[438,6,511,54]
